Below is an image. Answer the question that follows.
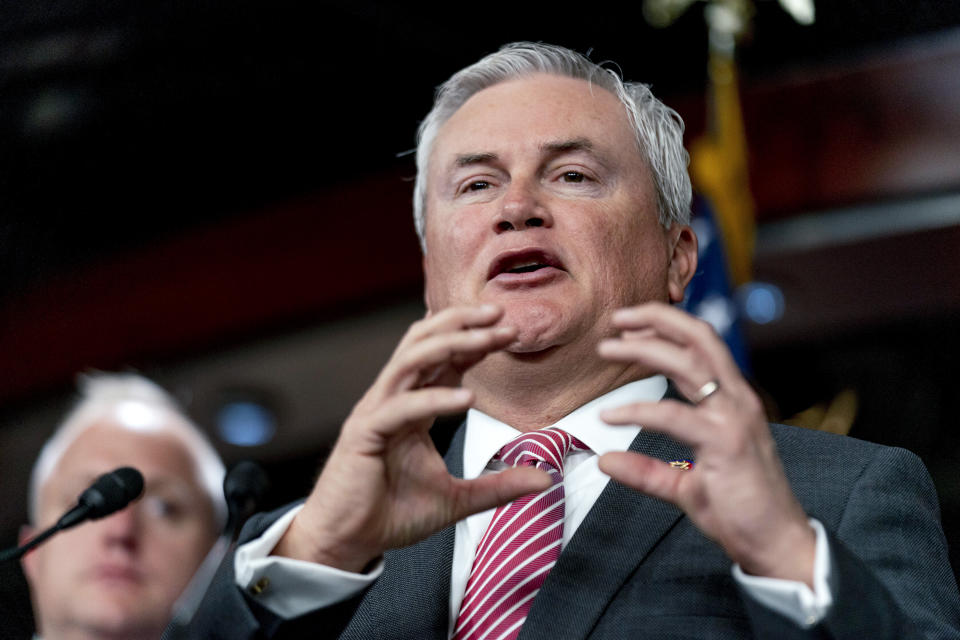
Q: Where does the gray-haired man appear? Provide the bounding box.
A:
[191,42,960,639]
[22,373,225,640]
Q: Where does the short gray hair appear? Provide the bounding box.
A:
[413,41,691,249]
[28,372,227,529]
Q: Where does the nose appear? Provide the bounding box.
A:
[98,504,141,552]
[494,178,553,233]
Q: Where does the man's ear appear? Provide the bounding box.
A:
[666,224,698,303]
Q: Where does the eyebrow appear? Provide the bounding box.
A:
[452,138,596,169]
[454,152,498,168]
[540,138,595,155]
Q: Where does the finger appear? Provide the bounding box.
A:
[394,384,474,416]
[450,467,554,522]
[610,303,740,381]
[364,387,475,437]
[620,327,657,341]
[598,451,686,506]
[399,305,504,350]
[600,399,715,448]
[611,302,708,343]
[597,335,702,391]
[386,325,517,394]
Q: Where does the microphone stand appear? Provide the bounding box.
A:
[0,526,60,563]
[162,460,269,640]
[162,535,233,638]
[0,467,144,564]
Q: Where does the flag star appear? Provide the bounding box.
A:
[695,295,736,336]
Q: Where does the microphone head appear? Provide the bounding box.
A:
[79,467,145,520]
[224,461,269,505]
[223,460,269,534]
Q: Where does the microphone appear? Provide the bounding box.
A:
[223,460,270,539]
[57,466,145,530]
[164,460,269,639]
[1,466,144,563]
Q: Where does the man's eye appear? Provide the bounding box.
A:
[562,171,585,183]
[466,180,490,191]
[143,496,183,520]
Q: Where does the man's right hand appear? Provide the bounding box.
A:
[272,304,552,573]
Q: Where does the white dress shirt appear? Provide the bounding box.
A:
[236,376,833,632]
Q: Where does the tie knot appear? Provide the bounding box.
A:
[496,427,588,474]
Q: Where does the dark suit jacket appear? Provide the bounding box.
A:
[188,422,960,639]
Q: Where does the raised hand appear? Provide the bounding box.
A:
[274,304,552,572]
[596,302,816,585]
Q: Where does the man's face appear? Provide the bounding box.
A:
[423,74,695,354]
[22,423,218,639]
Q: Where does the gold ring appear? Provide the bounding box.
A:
[692,380,720,404]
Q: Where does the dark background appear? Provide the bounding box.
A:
[2,2,960,636]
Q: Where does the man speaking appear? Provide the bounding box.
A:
[191,42,960,639]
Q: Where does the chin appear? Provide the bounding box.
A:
[80,590,164,625]
[504,337,554,355]
[77,610,162,637]
[500,303,576,355]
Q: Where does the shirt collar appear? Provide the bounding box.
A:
[462,375,668,480]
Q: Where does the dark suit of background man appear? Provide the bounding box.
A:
[190,42,960,639]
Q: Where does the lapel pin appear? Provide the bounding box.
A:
[669,459,694,470]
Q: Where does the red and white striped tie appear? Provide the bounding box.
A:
[453,427,588,640]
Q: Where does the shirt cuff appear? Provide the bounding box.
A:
[234,504,384,619]
[732,518,834,628]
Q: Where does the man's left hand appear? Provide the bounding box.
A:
[596,302,816,586]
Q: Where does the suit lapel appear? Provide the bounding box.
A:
[380,391,695,640]
[520,425,694,640]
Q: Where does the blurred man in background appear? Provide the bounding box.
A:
[20,373,225,640]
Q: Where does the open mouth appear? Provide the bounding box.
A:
[488,249,564,279]
[507,262,548,274]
